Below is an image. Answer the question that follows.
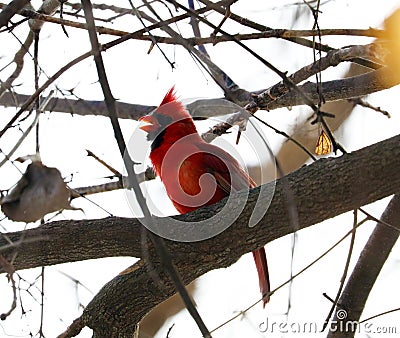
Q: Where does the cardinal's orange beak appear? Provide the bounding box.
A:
[139,114,160,133]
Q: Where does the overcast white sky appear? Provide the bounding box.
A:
[1,1,400,337]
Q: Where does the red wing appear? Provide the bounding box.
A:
[197,142,256,194]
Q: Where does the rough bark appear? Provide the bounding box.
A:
[327,194,400,338]
[0,0,29,28]
[266,63,367,179]
[1,134,400,336]
[1,134,400,274]
[258,66,399,111]
[82,133,400,337]
[0,66,398,121]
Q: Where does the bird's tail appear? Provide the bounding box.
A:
[252,248,270,307]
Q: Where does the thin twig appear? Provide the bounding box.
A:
[70,167,156,199]
[0,31,34,96]
[81,1,212,336]
[326,196,400,337]
[127,0,175,68]
[58,0,70,37]
[38,266,45,337]
[166,323,175,338]
[349,97,391,118]
[322,209,358,331]
[57,270,93,295]
[198,0,381,70]
[6,6,386,42]
[0,90,54,168]
[0,51,90,138]
[211,220,367,334]
[86,149,121,176]
[0,2,231,138]
[57,317,84,338]
[187,0,209,55]
[166,0,325,118]
[0,255,17,320]
[359,307,400,324]
[201,108,317,160]
[134,0,245,105]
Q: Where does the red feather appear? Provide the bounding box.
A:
[143,88,271,306]
[160,86,177,106]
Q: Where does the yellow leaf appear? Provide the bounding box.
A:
[315,129,332,155]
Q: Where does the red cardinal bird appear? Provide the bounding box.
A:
[139,87,270,306]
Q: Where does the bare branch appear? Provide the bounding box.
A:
[0,32,34,96]
[70,167,155,198]
[327,194,400,338]
[136,1,246,102]
[0,53,396,126]
[1,133,399,272]
[202,63,398,143]
[1,3,386,45]
[82,1,211,336]
[0,0,29,28]
[198,0,381,70]
[0,255,17,320]
[0,91,156,119]
[203,44,385,140]
[85,150,121,176]
[0,2,398,337]
[185,28,385,45]
[57,317,84,338]
[256,44,384,106]
[53,132,400,336]
[349,97,391,118]
[2,4,130,36]
[323,210,358,331]
[252,66,400,111]
[0,0,61,97]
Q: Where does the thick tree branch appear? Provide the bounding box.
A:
[327,194,400,338]
[0,2,398,337]
[0,65,398,121]
[253,66,400,111]
[1,133,399,272]
[53,133,400,336]
[0,0,29,28]
[0,91,156,119]
[253,44,383,108]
